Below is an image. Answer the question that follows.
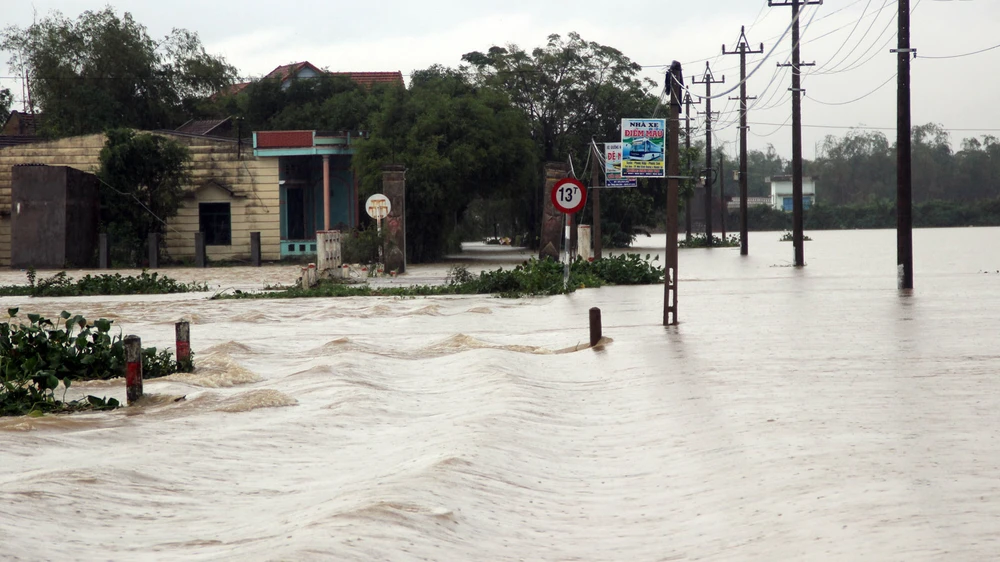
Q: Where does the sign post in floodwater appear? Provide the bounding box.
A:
[551,178,587,289]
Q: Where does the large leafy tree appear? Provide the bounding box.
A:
[1,7,238,137]
[228,73,391,132]
[462,32,658,161]
[97,129,191,265]
[462,32,660,246]
[354,66,538,262]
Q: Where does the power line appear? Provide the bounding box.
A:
[920,42,1000,59]
[805,72,897,105]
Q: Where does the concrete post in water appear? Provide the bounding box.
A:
[589,307,602,347]
[98,233,110,269]
[250,232,262,267]
[175,321,192,372]
[316,230,342,278]
[124,335,143,405]
[194,232,206,268]
[577,225,592,261]
[148,233,159,269]
[381,165,407,274]
[540,162,570,261]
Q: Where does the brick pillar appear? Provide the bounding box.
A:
[539,162,569,261]
[382,165,406,273]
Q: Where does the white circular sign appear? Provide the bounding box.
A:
[551,178,588,214]
[365,194,392,220]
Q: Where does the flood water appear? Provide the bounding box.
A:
[2,228,999,561]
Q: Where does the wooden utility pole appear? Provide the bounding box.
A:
[693,62,724,247]
[724,26,764,256]
[683,90,701,243]
[771,0,819,266]
[664,62,683,326]
[591,141,603,259]
[894,0,913,289]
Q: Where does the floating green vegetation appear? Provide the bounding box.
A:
[779,231,813,242]
[0,269,209,297]
[679,234,741,248]
[213,254,664,300]
[1,309,191,417]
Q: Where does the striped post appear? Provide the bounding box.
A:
[124,335,143,405]
[175,321,192,372]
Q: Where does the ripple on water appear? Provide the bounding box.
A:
[160,353,262,388]
[214,389,298,413]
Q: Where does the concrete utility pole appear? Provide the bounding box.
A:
[894,0,913,289]
[591,140,603,259]
[665,62,684,326]
[771,0,820,267]
[683,90,701,243]
[724,26,764,256]
[693,62,724,247]
[719,154,726,241]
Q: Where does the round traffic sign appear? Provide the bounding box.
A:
[365,194,392,219]
[551,178,587,214]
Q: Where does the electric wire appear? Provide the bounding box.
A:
[805,72,897,106]
[920,42,1000,59]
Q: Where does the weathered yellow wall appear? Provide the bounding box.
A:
[0,133,280,266]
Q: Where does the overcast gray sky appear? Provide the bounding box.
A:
[4,0,999,160]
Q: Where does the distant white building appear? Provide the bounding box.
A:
[727,196,772,211]
[768,175,817,211]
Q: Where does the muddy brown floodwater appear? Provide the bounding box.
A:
[1,228,999,561]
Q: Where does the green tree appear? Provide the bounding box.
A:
[354,66,538,262]
[462,32,660,246]
[0,87,11,125]
[97,129,191,265]
[1,7,238,137]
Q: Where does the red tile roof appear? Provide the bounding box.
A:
[330,71,404,88]
[216,62,404,98]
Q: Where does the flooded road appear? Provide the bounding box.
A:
[2,228,1000,561]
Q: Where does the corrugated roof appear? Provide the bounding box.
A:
[176,118,231,136]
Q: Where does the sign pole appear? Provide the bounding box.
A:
[563,212,570,289]
[550,177,588,291]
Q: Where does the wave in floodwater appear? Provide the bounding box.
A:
[2,229,1000,560]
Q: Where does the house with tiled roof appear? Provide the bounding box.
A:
[224,61,404,95]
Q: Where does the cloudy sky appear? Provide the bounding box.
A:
[3,0,998,159]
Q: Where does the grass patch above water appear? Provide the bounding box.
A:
[213,254,664,300]
[0,269,208,298]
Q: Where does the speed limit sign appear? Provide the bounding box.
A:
[551,178,587,214]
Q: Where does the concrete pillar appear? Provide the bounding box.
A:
[194,232,206,268]
[147,233,159,269]
[316,230,342,276]
[540,162,569,261]
[382,165,406,273]
[250,232,261,266]
[98,233,110,269]
[322,154,331,231]
[577,225,592,261]
[124,335,143,405]
[175,321,192,372]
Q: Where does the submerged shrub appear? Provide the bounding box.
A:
[1,309,190,416]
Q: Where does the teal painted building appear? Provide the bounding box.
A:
[253,130,361,258]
